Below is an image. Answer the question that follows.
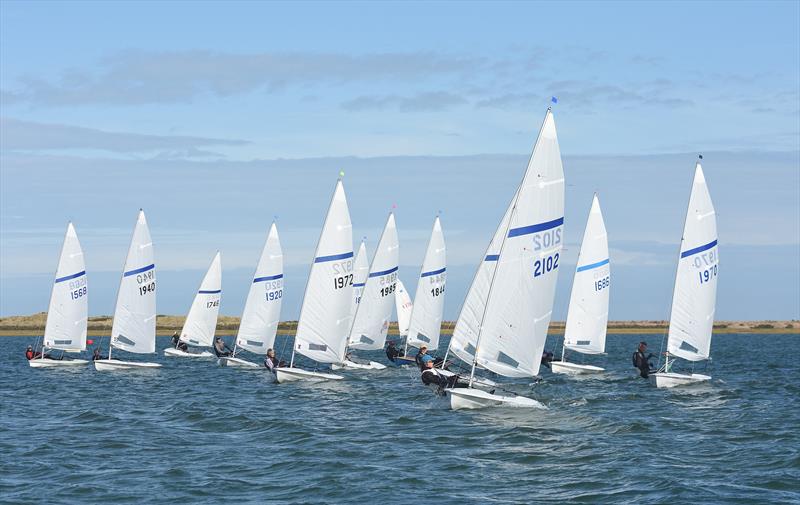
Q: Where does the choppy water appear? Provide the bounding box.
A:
[1,333,798,504]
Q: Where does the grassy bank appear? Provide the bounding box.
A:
[1,313,797,336]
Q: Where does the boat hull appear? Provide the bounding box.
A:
[163,347,213,358]
[331,359,386,371]
[29,358,89,368]
[274,367,344,383]
[650,372,711,388]
[445,387,547,410]
[392,355,417,367]
[550,361,605,375]
[217,356,260,368]
[94,359,162,371]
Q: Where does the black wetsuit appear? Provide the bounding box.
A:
[172,335,188,352]
[385,344,401,362]
[421,369,462,389]
[632,350,653,378]
[214,341,232,357]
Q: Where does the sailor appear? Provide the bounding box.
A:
[385,340,401,362]
[420,355,461,389]
[264,348,279,371]
[25,345,41,360]
[171,331,188,352]
[541,350,554,369]
[632,341,654,378]
[214,337,233,357]
[92,348,104,361]
[415,345,429,371]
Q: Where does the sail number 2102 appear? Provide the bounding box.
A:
[533,253,559,277]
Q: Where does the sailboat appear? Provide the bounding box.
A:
[164,252,221,358]
[219,222,283,368]
[274,179,352,383]
[551,194,610,375]
[335,213,399,370]
[651,159,718,388]
[444,108,564,410]
[29,222,90,368]
[395,216,446,367]
[94,210,161,371]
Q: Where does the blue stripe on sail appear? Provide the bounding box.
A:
[123,264,155,277]
[421,267,446,278]
[198,289,221,294]
[485,255,500,261]
[507,217,564,238]
[369,266,399,278]
[253,274,283,283]
[681,239,718,258]
[314,252,354,263]
[55,270,86,283]
[576,258,609,272]
[353,283,366,287]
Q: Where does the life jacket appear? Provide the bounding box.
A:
[25,349,34,360]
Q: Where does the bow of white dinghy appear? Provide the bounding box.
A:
[445,387,547,410]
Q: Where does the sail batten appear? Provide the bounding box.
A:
[43,223,88,351]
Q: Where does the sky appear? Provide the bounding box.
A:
[1,1,798,321]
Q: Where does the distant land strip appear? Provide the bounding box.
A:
[0,313,797,336]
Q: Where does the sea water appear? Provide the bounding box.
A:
[1,333,798,504]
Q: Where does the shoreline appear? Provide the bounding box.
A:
[1,314,797,336]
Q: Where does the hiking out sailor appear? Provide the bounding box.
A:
[214,337,233,357]
[264,348,280,371]
[632,341,655,378]
[172,331,188,352]
[25,345,43,360]
[541,350,554,369]
[420,355,462,389]
[92,348,104,361]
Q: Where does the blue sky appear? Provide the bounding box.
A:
[1,1,798,320]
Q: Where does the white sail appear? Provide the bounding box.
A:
[236,223,283,354]
[472,109,565,378]
[180,252,222,348]
[395,279,413,337]
[111,210,157,354]
[449,187,519,366]
[563,195,610,355]
[350,240,369,322]
[349,213,399,351]
[667,163,718,361]
[294,180,354,364]
[407,216,446,350]
[43,222,88,351]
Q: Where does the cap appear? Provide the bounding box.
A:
[421,354,434,363]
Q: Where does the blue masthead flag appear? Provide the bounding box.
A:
[551,96,558,104]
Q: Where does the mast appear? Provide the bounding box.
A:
[109,211,144,359]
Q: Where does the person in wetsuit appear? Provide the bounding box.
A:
[25,345,42,360]
[171,331,188,352]
[264,348,280,371]
[541,351,554,369]
[420,355,463,389]
[214,337,233,357]
[385,340,401,362]
[92,348,104,361]
[632,341,655,378]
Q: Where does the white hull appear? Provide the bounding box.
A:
[650,372,711,389]
[550,361,605,375]
[29,358,89,368]
[163,347,213,358]
[218,356,260,368]
[445,387,547,410]
[274,367,344,383]
[93,359,162,371]
[331,359,387,371]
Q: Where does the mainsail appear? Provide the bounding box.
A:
[236,223,283,354]
[407,216,446,351]
[348,213,399,351]
[111,210,157,354]
[180,252,222,348]
[43,222,88,351]
[667,163,718,361]
[293,180,354,364]
[563,195,610,355]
